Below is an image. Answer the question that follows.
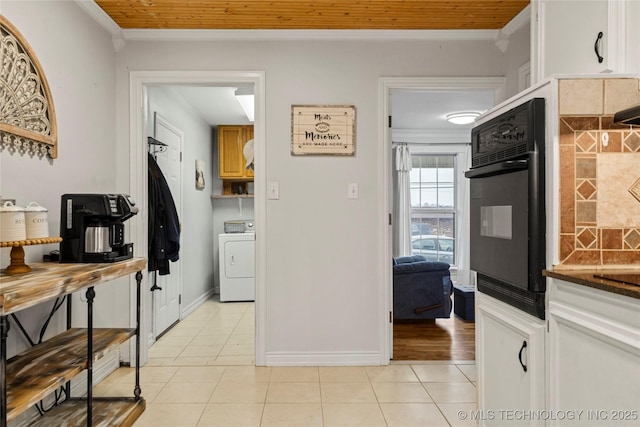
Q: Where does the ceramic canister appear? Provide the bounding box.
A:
[0,201,26,242]
[25,202,49,239]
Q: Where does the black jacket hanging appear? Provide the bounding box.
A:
[148,152,180,275]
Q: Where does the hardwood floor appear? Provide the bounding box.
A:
[392,315,475,361]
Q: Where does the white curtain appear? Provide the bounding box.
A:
[456,144,473,285]
[393,143,412,257]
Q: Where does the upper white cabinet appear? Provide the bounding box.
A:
[532,0,638,82]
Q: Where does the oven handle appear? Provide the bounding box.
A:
[464,159,529,179]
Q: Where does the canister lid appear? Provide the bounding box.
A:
[0,201,24,212]
[25,201,47,212]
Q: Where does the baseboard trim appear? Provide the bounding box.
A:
[265,351,382,366]
[70,351,121,397]
[180,289,216,319]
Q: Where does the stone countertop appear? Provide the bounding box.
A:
[543,268,640,300]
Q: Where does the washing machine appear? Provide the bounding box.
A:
[219,228,255,302]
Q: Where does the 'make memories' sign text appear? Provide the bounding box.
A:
[291,105,356,155]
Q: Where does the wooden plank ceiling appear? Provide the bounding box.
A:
[94,0,530,30]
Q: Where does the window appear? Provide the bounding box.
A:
[410,154,456,264]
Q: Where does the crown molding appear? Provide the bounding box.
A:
[494,4,531,54]
[121,29,499,42]
[74,0,125,51]
[501,4,531,37]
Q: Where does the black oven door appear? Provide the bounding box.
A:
[466,158,546,319]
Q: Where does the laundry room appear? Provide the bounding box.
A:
[213,122,256,303]
[145,83,255,341]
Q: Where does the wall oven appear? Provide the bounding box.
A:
[465,98,546,319]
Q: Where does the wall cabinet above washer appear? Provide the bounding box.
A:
[218,125,254,179]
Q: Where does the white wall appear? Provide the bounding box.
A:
[115,38,506,363]
[504,24,531,96]
[1,1,122,357]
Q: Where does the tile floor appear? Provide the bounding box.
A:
[95,297,478,426]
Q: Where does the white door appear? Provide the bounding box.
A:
[151,112,183,337]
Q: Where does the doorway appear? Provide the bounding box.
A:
[128,71,266,366]
[380,77,506,362]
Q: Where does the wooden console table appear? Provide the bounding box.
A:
[0,258,146,426]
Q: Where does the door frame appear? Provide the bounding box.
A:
[129,70,266,366]
[379,77,506,363]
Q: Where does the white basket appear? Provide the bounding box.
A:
[224,221,246,233]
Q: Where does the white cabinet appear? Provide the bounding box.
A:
[477,277,640,426]
[218,125,254,180]
[476,292,546,426]
[548,278,640,426]
[533,0,635,81]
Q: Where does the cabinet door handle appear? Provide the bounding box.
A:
[594,31,604,64]
[518,340,528,373]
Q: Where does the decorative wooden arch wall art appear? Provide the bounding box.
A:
[0,16,58,158]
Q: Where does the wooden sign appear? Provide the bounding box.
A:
[291,105,356,155]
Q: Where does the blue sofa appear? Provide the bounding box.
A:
[393,255,453,320]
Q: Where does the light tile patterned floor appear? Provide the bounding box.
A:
[95,297,478,426]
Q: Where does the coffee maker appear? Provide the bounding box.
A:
[59,194,138,263]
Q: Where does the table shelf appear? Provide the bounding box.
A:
[0,259,146,315]
[29,397,145,427]
[6,328,135,423]
[0,258,146,427]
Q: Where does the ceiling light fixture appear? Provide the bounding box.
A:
[234,87,254,122]
[446,112,481,125]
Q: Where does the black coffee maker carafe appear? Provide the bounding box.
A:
[59,194,138,263]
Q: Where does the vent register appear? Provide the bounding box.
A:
[470,101,536,168]
[472,143,529,168]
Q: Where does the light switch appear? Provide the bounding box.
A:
[268,181,279,200]
[348,183,359,199]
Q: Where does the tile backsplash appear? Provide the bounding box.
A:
[558,78,640,267]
